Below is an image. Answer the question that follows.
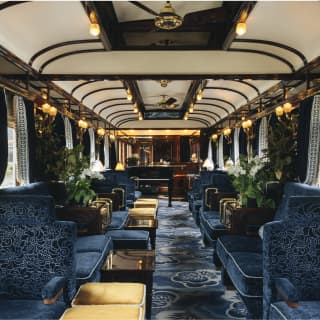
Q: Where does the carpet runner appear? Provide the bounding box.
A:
[151,200,247,319]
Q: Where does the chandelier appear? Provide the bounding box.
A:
[154,2,183,30]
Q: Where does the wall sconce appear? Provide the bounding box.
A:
[97,127,106,136]
[138,112,143,121]
[242,119,254,140]
[184,112,189,120]
[188,103,194,113]
[236,22,247,36]
[275,102,293,120]
[78,119,88,129]
[211,133,218,142]
[89,11,100,36]
[223,127,232,144]
[127,89,133,101]
[133,102,139,113]
[196,89,202,101]
[48,106,58,117]
[109,132,115,142]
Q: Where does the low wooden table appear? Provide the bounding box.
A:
[126,216,158,250]
[101,249,155,319]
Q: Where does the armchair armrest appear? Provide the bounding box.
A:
[112,187,126,209]
[42,276,66,305]
[274,277,300,308]
[204,187,218,209]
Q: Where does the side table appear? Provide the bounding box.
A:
[101,249,155,319]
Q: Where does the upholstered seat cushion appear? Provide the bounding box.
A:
[226,251,263,297]
[216,235,262,266]
[0,300,66,320]
[60,305,143,320]
[106,230,149,249]
[105,211,128,230]
[72,282,145,306]
[75,252,104,285]
[270,301,320,320]
[76,235,112,254]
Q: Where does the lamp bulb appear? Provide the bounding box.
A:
[90,23,100,37]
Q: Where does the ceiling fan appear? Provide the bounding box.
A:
[150,95,178,109]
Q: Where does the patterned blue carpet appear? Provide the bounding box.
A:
[151,200,247,320]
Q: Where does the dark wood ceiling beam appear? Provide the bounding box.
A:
[128,1,157,16]
[125,80,145,113]
[222,1,256,50]
[8,73,316,81]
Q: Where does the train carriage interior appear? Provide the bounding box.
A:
[0,1,320,319]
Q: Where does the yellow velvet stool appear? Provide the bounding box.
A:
[60,305,143,320]
[134,201,158,209]
[129,207,157,218]
[71,282,146,318]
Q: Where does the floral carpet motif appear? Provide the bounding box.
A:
[152,200,247,320]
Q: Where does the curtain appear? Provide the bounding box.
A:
[52,113,65,151]
[218,134,224,169]
[232,127,240,163]
[83,130,90,157]
[99,136,104,165]
[70,118,78,146]
[64,116,73,149]
[304,95,320,185]
[258,117,268,158]
[180,136,190,162]
[0,88,8,184]
[110,140,116,169]
[88,127,96,164]
[14,96,29,185]
[252,118,261,157]
[104,135,110,169]
[297,96,313,182]
[239,127,247,156]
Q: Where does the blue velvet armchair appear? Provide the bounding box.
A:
[0,221,77,319]
[263,216,320,319]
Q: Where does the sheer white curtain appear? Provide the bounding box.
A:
[233,127,240,163]
[304,95,320,185]
[88,127,95,165]
[14,96,29,184]
[203,139,214,171]
[258,117,268,159]
[104,135,110,169]
[64,116,73,149]
[218,134,224,169]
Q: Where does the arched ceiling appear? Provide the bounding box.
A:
[0,1,319,130]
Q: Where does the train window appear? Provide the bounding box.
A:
[1,127,16,187]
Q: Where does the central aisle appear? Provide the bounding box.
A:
[151,200,246,320]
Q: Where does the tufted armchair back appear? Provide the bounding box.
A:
[210,172,234,192]
[274,182,320,221]
[0,195,56,225]
[0,221,77,302]
[263,216,320,319]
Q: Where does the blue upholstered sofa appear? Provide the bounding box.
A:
[263,213,320,320]
[0,220,77,319]
[216,182,320,318]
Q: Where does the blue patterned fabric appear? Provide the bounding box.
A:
[0,299,67,320]
[270,301,320,320]
[263,217,320,319]
[0,221,76,320]
[105,210,128,230]
[75,234,112,253]
[273,278,300,303]
[0,181,50,196]
[0,195,55,225]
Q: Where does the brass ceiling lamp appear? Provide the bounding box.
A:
[155,1,183,30]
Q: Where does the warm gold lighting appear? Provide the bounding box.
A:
[89,11,100,37]
[97,127,106,136]
[133,102,138,113]
[196,90,202,101]
[138,112,143,121]
[109,133,115,141]
[283,102,293,114]
[211,134,218,141]
[188,103,194,113]
[41,88,48,100]
[115,162,125,171]
[154,1,183,31]
[78,119,88,129]
[184,112,189,120]
[236,22,247,36]
[41,102,51,114]
[48,106,58,117]
[275,106,284,117]
[223,128,232,136]
[127,89,133,101]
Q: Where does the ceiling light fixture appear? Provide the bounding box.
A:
[133,102,139,113]
[236,22,247,36]
[196,89,202,101]
[184,112,189,120]
[188,103,194,113]
[155,1,183,30]
[127,89,133,101]
[89,11,100,37]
